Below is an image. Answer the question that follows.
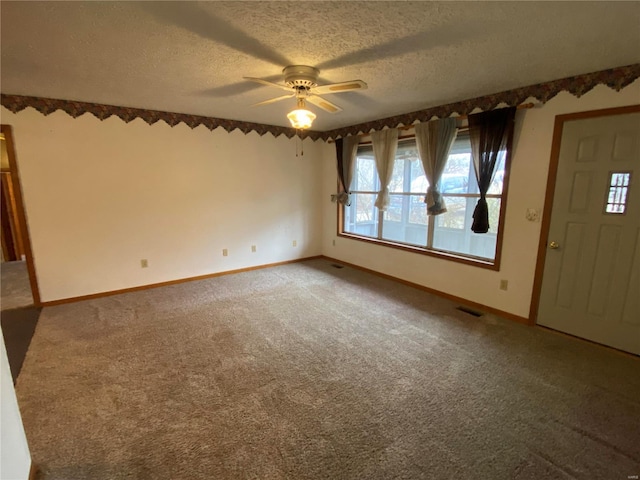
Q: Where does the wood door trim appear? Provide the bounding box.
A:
[1,125,41,306]
[528,104,640,323]
[1,172,25,257]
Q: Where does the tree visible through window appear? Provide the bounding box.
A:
[342,133,507,264]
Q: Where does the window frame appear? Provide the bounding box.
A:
[337,131,512,271]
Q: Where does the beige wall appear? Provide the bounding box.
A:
[2,80,638,311]
[0,108,324,302]
[0,330,32,480]
[321,81,640,319]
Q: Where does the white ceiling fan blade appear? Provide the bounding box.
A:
[311,80,368,95]
[251,94,295,107]
[306,95,343,113]
[243,77,292,92]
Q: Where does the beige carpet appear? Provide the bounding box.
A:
[1,260,33,310]
[15,259,640,479]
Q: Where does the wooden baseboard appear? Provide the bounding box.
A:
[41,256,322,307]
[29,462,38,480]
[40,254,530,326]
[320,255,531,325]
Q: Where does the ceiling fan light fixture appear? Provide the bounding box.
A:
[287,97,316,129]
[245,65,367,129]
[287,108,316,130]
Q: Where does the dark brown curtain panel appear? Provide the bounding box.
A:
[332,136,359,205]
[335,138,347,202]
[468,107,516,233]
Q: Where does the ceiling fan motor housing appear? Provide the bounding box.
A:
[283,65,319,88]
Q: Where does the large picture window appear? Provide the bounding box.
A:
[341,133,507,266]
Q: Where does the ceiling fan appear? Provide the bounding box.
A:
[244,65,368,129]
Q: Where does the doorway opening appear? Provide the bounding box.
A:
[1,125,42,381]
[1,125,40,308]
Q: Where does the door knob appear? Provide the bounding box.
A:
[549,241,560,249]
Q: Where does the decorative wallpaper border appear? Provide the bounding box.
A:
[0,94,323,141]
[2,64,638,142]
[323,63,640,140]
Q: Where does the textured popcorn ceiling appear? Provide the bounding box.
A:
[1,1,639,131]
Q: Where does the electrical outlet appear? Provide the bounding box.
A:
[332,239,336,246]
[251,245,256,253]
[140,259,148,268]
[500,279,508,291]
[292,240,297,247]
[222,249,228,257]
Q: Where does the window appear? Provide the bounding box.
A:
[605,172,631,214]
[341,133,508,266]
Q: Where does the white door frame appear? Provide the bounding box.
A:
[529,104,640,330]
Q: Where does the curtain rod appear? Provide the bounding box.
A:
[326,103,535,143]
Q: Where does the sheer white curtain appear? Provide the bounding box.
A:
[415,118,458,215]
[371,128,399,211]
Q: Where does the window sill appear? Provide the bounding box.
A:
[337,232,500,270]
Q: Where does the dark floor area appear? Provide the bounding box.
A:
[1,306,41,383]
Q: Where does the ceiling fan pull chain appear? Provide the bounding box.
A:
[293,129,305,157]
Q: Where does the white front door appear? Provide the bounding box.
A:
[537,110,640,355]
